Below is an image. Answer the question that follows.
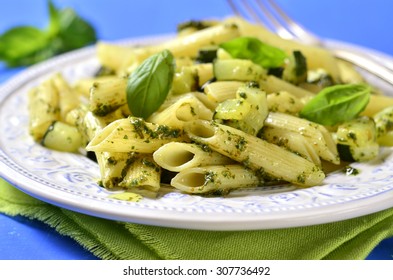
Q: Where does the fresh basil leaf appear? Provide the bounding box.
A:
[0,27,50,66]
[299,84,371,126]
[58,8,97,51]
[47,0,61,38]
[126,50,175,119]
[219,37,287,69]
[0,0,96,67]
[5,40,63,67]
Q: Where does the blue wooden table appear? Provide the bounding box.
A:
[1,0,392,259]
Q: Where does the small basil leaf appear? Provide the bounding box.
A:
[126,50,175,119]
[58,8,97,51]
[0,0,97,67]
[219,36,287,69]
[5,40,63,67]
[47,0,61,38]
[299,84,371,126]
[0,27,50,66]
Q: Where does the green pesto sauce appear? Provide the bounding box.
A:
[238,92,247,99]
[221,169,235,180]
[195,142,212,153]
[343,166,360,176]
[107,157,118,165]
[235,136,247,152]
[130,117,182,139]
[93,103,114,116]
[142,158,160,172]
[296,172,307,184]
[204,171,218,186]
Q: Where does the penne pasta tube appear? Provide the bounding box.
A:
[184,120,325,187]
[203,81,244,104]
[266,91,304,115]
[105,22,241,73]
[73,75,118,97]
[96,151,135,189]
[259,75,314,99]
[119,154,161,192]
[361,94,393,117]
[51,73,80,120]
[171,165,263,194]
[261,126,321,165]
[145,23,241,59]
[377,130,393,146]
[372,105,393,137]
[190,91,218,111]
[89,76,127,116]
[68,106,125,144]
[28,79,60,141]
[148,94,213,129]
[86,117,187,153]
[153,142,233,172]
[189,63,214,86]
[97,42,138,72]
[265,112,340,164]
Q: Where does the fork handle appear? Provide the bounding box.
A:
[332,49,393,85]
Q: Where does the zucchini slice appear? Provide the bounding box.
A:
[196,46,218,63]
[42,121,83,152]
[336,116,379,162]
[213,59,266,82]
[282,50,307,85]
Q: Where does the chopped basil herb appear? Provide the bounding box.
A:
[343,166,360,176]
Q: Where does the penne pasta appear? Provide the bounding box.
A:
[28,79,60,141]
[260,126,321,165]
[265,112,340,164]
[153,142,233,172]
[266,91,304,115]
[204,81,244,104]
[144,23,241,60]
[171,164,263,194]
[362,94,393,117]
[119,154,161,192]
[86,117,187,153]
[189,63,214,86]
[73,75,118,97]
[51,73,80,120]
[97,42,138,73]
[259,75,314,99]
[96,151,135,189]
[148,94,213,129]
[184,120,325,187]
[89,76,127,116]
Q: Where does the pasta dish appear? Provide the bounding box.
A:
[27,17,393,199]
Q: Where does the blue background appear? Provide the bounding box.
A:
[1,0,393,259]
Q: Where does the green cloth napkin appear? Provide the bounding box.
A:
[1,179,393,260]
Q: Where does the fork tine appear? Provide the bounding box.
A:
[253,0,295,40]
[227,0,297,41]
[227,0,263,24]
[263,0,321,45]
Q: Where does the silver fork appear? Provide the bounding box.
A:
[227,0,393,86]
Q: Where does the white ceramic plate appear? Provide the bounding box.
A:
[1,36,393,231]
